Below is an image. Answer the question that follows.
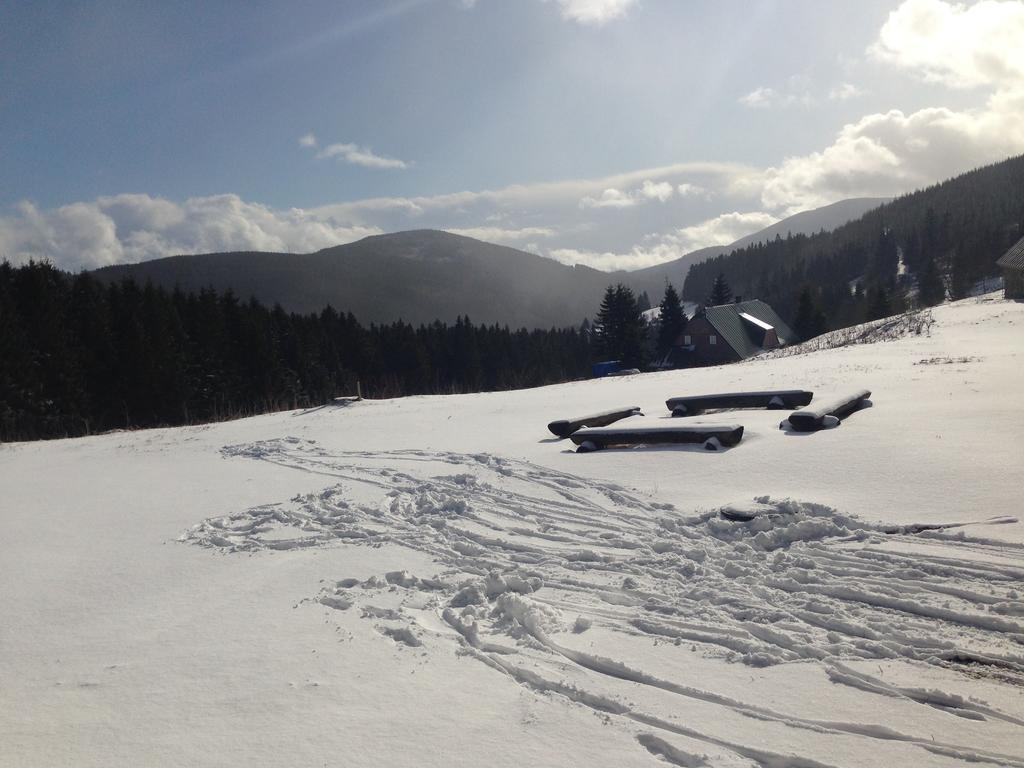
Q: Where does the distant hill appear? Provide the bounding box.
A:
[92,230,620,329]
[91,199,887,329]
[621,198,888,300]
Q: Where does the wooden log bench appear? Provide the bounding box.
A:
[547,406,642,438]
[785,389,871,432]
[666,389,813,417]
[570,422,744,452]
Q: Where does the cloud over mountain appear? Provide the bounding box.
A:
[0,194,380,271]
[759,0,1024,212]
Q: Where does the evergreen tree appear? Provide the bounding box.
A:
[595,284,647,368]
[708,273,732,306]
[948,245,973,300]
[637,290,652,313]
[792,287,827,341]
[917,253,945,307]
[866,286,892,321]
[871,228,899,284]
[656,282,686,357]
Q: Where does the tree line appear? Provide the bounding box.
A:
[684,154,1024,332]
[0,261,593,441]
[591,281,688,370]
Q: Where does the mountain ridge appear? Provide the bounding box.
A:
[91,199,886,328]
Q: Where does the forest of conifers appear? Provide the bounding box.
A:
[0,262,593,441]
[684,155,1024,328]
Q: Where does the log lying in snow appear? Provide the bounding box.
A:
[547,406,642,438]
[570,422,744,452]
[786,389,871,432]
[666,389,813,417]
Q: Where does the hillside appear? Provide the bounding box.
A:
[684,154,1024,328]
[624,197,887,299]
[3,293,1022,767]
[90,200,882,330]
[92,230,616,329]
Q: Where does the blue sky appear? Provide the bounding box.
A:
[2,0,1023,271]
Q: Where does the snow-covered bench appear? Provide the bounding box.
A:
[665,389,813,417]
[547,406,642,438]
[785,389,871,431]
[570,422,744,452]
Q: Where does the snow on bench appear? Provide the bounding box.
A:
[784,389,872,432]
[570,421,744,452]
[547,406,642,438]
[665,389,813,417]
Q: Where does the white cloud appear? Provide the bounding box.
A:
[757,1,1024,213]
[676,182,708,197]
[760,87,1024,212]
[739,75,814,109]
[640,179,673,202]
[828,83,864,101]
[546,0,639,25]
[0,161,767,274]
[313,161,753,220]
[871,0,1024,89]
[663,211,779,252]
[739,87,778,109]
[548,211,778,271]
[579,187,637,209]
[0,194,381,271]
[299,132,409,170]
[308,140,410,169]
[579,178,677,208]
[443,226,556,243]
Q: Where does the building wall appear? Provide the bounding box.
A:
[1004,268,1024,299]
[678,317,740,365]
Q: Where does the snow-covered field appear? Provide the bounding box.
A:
[2,293,1022,767]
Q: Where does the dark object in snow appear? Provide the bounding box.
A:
[591,360,622,378]
[786,389,871,431]
[570,422,743,452]
[719,501,780,521]
[666,389,813,417]
[547,407,643,438]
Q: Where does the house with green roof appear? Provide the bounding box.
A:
[670,298,797,366]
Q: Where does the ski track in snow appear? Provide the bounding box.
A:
[180,437,1024,767]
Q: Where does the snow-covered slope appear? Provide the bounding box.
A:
[2,293,1022,767]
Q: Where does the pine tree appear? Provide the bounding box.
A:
[866,286,891,321]
[917,253,945,306]
[708,273,732,306]
[872,228,899,284]
[792,287,827,341]
[656,282,686,357]
[594,284,647,368]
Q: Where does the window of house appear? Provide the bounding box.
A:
[683,334,691,345]
[709,335,717,345]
